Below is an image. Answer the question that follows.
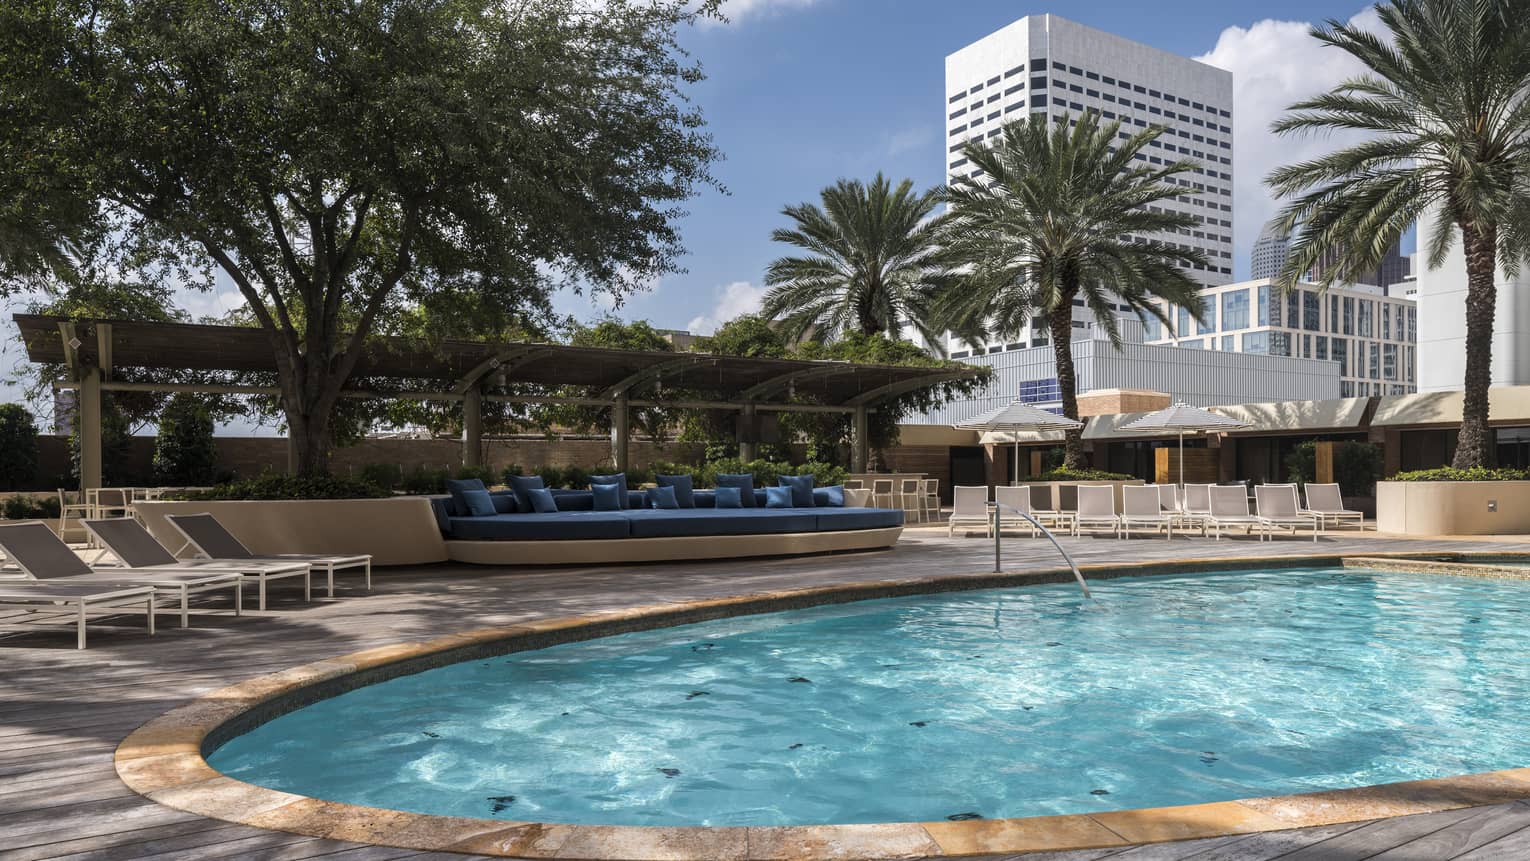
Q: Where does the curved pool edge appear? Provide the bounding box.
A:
[115,550,1530,860]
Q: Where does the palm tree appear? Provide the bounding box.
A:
[1266,0,1530,469]
[936,110,1209,468]
[762,174,951,348]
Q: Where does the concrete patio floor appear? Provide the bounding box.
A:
[5,528,1530,861]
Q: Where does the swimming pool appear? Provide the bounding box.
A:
[208,567,1530,827]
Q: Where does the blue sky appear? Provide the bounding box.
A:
[570,0,1386,334]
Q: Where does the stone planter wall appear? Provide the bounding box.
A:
[1375,480,1530,536]
[135,498,448,566]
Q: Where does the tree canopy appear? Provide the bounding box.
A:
[0,0,722,473]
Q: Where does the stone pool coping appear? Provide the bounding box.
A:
[116,550,1530,860]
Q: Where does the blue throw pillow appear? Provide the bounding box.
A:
[507,474,545,512]
[592,482,624,511]
[654,474,695,508]
[714,485,743,508]
[815,484,845,507]
[589,472,628,508]
[645,485,680,510]
[715,473,755,508]
[445,478,488,515]
[527,487,559,513]
[765,486,793,508]
[459,488,497,517]
[779,474,815,507]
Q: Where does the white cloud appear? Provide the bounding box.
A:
[685,280,767,334]
[1194,6,1383,270]
[703,0,821,27]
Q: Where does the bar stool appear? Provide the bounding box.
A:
[871,478,895,509]
[899,478,923,522]
[920,478,941,521]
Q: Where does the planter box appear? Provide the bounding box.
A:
[1375,481,1530,536]
[135,498,448,567]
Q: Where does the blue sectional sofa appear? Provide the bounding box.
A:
[430,488,904,542]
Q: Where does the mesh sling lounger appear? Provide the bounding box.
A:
[1253,485,1322,542]
[0,520,239,638]
[1073,485,1121,538]
[948,486,992,537]
[993,486,1039,537]
[1206,486,1270,541]
[1303,483,1366,531]
[83,517,311,612]
[164,513,371,597]
[1120,485,1173,540]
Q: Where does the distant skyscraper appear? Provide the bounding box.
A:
[1250,221,1289,281]
[943,14,1234,354]
[1308,240,1411,295]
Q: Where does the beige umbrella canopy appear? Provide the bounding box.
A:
[1119,402,1249,487]
[957,401,1084,484]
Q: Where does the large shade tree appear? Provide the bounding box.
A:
[0,0,721,473]
[1266,0,1530,468]
[937,111,1208,467]
[761,174,952,348]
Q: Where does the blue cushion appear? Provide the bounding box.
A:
[814,485,845,507]
[592,482,624,511]
[447,512,631,540]
[624,508,819,537]
[429,496,453,535]
[527,487,559,513]
[645,485,680,510]
[654,474,695,508]
[491,492,517,514]
[779,474,814,507]
[589,473,628,508]
[765,486,793,508]
[460,488,497,517]
[507,474,545,511]
[715,473,755,507]
[714,486,743,508]
[445,478,489,515]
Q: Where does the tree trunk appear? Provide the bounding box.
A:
[1452,222,1498,469]
[1048,300,1086,469]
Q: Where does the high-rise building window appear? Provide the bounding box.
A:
[1407,306,1417,342]
[1242,331,1269,354]
[1221,289,1249,330]
[1333,337,1348,377]
[1257,286,1271,326]
[1176,305,1193,338]
[1316,336,1328,361]
[1343,296,1354,335]
[1358,301,1373,337]
[1286,290,1300,331]
[1141,313,1162,341]
[1384,343,1398,380]
[1200,296,1217,334]
[1302,291,1321,331]
[1369,342,1381,379]
[1329,295,1340,333]
[1221,334,1235,351]
[1382,304,1392,340]
[1269,332,1292,357]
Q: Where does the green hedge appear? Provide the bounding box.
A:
[171,473,390,500]
[1391,467,1530,482]
[1,494,61,520]
[1034,466,1135,482]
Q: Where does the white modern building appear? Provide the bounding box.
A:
[941,14,1234,355]
[918,319,1340,425]
[1250,222,1289,281]
[1416,210,1530,391]
[1142,278,1417,398]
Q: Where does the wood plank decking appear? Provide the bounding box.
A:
[3,529,1530,861]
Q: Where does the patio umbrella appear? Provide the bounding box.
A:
[1118,402,1248,487]
[956,400,1084,484]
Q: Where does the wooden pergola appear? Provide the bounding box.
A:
[14,315,985,488]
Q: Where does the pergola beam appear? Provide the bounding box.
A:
[735,362,854,401]
[841,370,976,407]
[598,355,713,400]
[96,323,114,382]
[452,346,551,395]
[57,322,80,381]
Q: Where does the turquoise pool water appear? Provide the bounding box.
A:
[209,568,1530,826]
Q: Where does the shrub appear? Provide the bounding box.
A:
[1391,467,1530,482]
[1334,441,1384,496]
[1035,466,1135,482]
[170,473,389,500]
[152,394,218,485]
[453,465,499,486]
[358,463,403,492]
[0,405,39,491]
[3,495,35,520]
[401,466,449,495]
[34,495,60,519]
[502,463,526,480]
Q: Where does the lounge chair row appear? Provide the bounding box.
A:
[949,483,1364,541]
[0,514,370,649]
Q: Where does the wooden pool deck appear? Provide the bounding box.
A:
[4,529,1530,861]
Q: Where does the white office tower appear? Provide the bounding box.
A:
[1416,209,1530,391]
[1250,221,1289,281]
[943,14,1235,356]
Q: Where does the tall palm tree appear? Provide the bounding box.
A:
[937,110,1209,468]
[1266,0,1530,469]
[762,174,951,348]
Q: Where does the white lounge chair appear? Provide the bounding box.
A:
[1157,483,1206,536]
[948,486,992,537]
[994,486,1039,537]
[1074,485,1120,538]
[165,513,371,597]
[1206,486,1269,541]
[0,581,156,649]
[1120,485,1173,539]
[83,517,311,612]
[0,520,241,632]
[1254,485,1322,542]
[1303,483,1366,531]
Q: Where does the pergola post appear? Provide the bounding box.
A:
[851,405,869,473]
[738,402,758,462]
[78,367,103,491]
[462,387,482,469]
[611,396,630,473]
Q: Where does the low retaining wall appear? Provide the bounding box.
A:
[134,499,449,567]
[1375,480,1530,535]
[445,526,902,566]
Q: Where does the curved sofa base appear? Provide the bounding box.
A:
[116,554,1530,860]
[444,526,903,565]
